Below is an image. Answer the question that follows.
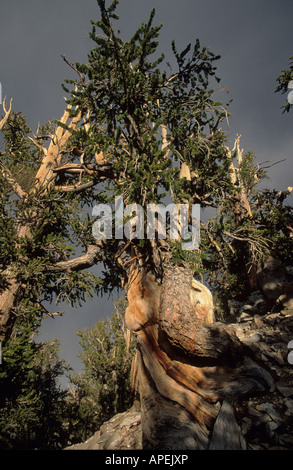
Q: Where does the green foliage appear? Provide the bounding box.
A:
[0,96,104,448]
[275,55,293,113]
[0,112,41,192]
[200,153,293,305]
[58,0,239,284]
[64,1,229,208]
[252,188,293,265]
[0,111,102,334]
[0,332,70,449]
[67,297,136,443]
[60,0,292,300]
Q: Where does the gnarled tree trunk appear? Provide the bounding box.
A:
[125,262,273,450]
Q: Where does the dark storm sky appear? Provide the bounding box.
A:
[1,0,292,375]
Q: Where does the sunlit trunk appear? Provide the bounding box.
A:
[125,263,273,449]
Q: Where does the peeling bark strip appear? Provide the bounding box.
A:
[125,264,273,450]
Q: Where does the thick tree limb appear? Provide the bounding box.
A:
[46,242,106,273]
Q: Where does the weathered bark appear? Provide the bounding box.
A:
[125,263,273,450]
[0,273,25,342]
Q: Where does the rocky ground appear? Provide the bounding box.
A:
[66,258,293,451]
[230,309,293,449]
[65,407,142,450]
[225,258,293,449]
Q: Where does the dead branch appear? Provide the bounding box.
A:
[56,180,98,193]
[201,223,225,260]
[259,158,287,170]
[223,230,270,250]
[61,54,85,83]
[33,301,64,317]
[0,98,13,131]
[34,105,82,192]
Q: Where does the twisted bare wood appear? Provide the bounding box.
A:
[125,264,273,449]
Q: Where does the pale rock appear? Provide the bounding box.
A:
[276,383,293,398]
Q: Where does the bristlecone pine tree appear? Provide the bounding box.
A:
[1,0,292,449]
